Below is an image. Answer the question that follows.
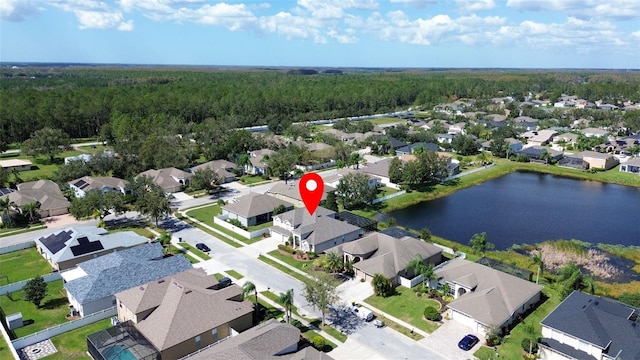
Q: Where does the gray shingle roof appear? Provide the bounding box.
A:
[35,226,148,263]
[294,215,361,247]
[5,180,70,211]
[69,176,128,193]
[223,193,294,218]
[266,180,334,203]
[436,259,542,327]
[64,243,192,305]
[540,291,640,359]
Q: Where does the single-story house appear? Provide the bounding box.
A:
[191,159,238,183]
[396,142,439,155]
[581,127,609,138]
[68,176,128,198]
[359,158,395,188]
[448,122,467,135]
[437,133,455,144]
[245,149,275,175]
[62,242,192,317]
[0,159,32,172]
[435,259,542,335]
[321,128,355,142]
[266,180,335,208]
[35,226,148,271]
[563,151,620,170]
[620,157,640,174]
[222,193,294,228]
[270,207,362,253]
[91,268,254,360]
[64,154,92,164]
[518,146,564,162]
[323,168,381,190]
[539,291,640,360]
[1,180,70,219]
[521,130,558,146]
[329,232,442,286]
[137,167,192,193]
[181,319,334,360]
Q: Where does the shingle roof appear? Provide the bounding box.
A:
[294,214,361,247]
[121,270,253,351]
[69,176,128,193]
[274,207,336,229]
[436,259,542,327]
[64,243,192,305]
[223,193,294,218]
[35,226,147,263]
[266,181,335,203]
[359,158,392,178]
[137,168,192,191]
[340,232,442,278]
[5,180,70,211]
[540,291,640,359]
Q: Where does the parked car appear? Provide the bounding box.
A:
[373,319,385,328]
[218,277,232,289]
[195,243,211,252]
[458,334,480,351]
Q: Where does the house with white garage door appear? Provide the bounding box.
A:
[435,258,542,335]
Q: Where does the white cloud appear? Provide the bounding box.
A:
[506,0,640,20]
[455,0,495,13]
[389,0,437,8]
[631,31,640,40]
[0,0,40,21]
[74,9,132,30]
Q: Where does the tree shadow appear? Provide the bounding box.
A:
[41,297,68,310]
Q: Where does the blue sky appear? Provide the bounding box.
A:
[1,0,639,68]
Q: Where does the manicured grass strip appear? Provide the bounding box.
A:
[185,206,256,243]
[474,346,498,360]
[258,255,309,283]
[167,245,199,264]
[175,214,242,248]
[364,286,440,334]
[109,226,156,239]
[0,280,69,339]
[0,225,47,238]
[178,242,211,260]
[45,319,112,360]
[213,273,224,281]
[267,250,313,273]
[0,333,13,360]
[372,312,424,341]
[225,269,244,280]
[0,247,52,283]
[302,330,337,350]
[240,175,269,185]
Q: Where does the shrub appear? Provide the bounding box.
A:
[521,338,538,353]
[227,218,246,230]
[278,244,295,254]
[290,319,302,328]
[312,335,325,350]
[423,306,441,321]
[307,251,317,259]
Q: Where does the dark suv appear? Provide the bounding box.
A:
[195,243,211,252]
[218,277,232,289]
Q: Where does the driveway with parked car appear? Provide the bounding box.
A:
[419,319,483,360]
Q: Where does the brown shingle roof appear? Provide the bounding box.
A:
[223,193,294,218]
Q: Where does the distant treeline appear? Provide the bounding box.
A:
[1,67,639,143]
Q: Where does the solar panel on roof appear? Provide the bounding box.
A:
[380,227,416,239]
[70,236,104,256]
[40,230,73,254]
[335,211,377,231]
[0,188,15,195]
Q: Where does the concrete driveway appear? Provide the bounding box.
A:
[419,319,483,360]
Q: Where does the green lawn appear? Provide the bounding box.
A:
[0,224,47,238]
[239,175,269,185]
[377,186,400,198]
[0,280,70,339]
[225,269,244,280]
[185,205,221,226]
[175,214,242,248]
[0,333,12,360]
[364,286,441,334]
[258,255,309,283]
[167,245,199,264]
[178,242,211,260]
[0,247,52,284]
[368,117,406,125]
[267,250,314,273]
[44,319,112,360]
[108,226,155,239]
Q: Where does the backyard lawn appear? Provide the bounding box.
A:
[364,286,441,334]
[0,280,70,339]
[44,319,112,360]
[0,247,52,284]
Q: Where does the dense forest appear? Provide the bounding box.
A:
[1,67,640,144]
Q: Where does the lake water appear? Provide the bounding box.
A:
[385,171,640,250]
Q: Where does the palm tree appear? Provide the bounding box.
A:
[469,232,494,257]
[532,253,544,284]
[0,198,16,227]
[242,281,258,317]
[406,255,436,289]
[278,289,294,324]
[21,201,40,224]
[582,275,596,294]
[324,252,343,274]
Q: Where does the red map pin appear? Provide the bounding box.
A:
[299,173,324,215]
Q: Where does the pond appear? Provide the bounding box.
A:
[384,171,640,250]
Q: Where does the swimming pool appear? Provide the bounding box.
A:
[103,345,137,360]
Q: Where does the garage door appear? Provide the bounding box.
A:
[270,229,287,243]
[451,310,481,333]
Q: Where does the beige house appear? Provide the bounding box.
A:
[573,151,619,170]
[68,176,128,198]
[329,232,442,285]
[266,180,334,208]
[191,159,238,183]
[435,259,542,335]
[137,167,192,193]
[0,159,32,172]
[1,180,70,219]
[521,130,558,146]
